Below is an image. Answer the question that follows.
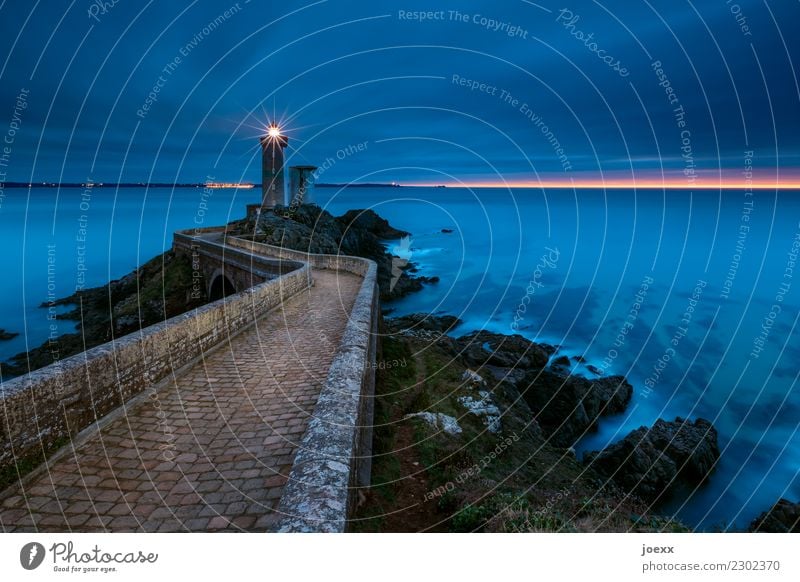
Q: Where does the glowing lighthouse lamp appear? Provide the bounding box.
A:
[260,123,288,209]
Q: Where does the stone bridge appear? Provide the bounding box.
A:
[0,227,379,532]
[173,227,299,300]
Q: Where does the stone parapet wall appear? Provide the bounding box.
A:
[0,251,309,483]
[173,231,305,294]
[226,235,380,533]
[224,235,371,277]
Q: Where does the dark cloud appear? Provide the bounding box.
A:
[0,0,797,183]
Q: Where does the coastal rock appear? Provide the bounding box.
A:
[0,329,19,341]
[588,375,634,417]
[749,499,800,533]
[404,412,462,436]
[387,313,461,337]
[482,365,528,387]
[521,370,632,446]
[461,369,486,387]
[240,205,426,301]
[551,355,571,370]
[584,417,719,502]
[455,330,554,371]
[338,208,409,239]
[458,391,502,433]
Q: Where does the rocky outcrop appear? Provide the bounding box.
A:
[389,313,461,335]
[231,205,436,301]
[244,205,396,258]
[521,370,633,446]
[455,330,555,372]
[385,315,635,446]
[365,321,688,533]
[584,417,719,502]
[551,355,571,371]
[749,499,800,532]
[337,208,409,239]
[458,392,502,433]
[0,329,18,341]
[404,412,462,436]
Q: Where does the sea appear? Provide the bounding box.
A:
[1,184,798,531]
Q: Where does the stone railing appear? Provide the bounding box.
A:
[0,242,309,486]
[224,235,373,276]
[173,229,304,293]
[226,235,380,532]
[174,231,297,279]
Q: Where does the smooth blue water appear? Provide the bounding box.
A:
[315,186,800,531]
[2,184,798,531]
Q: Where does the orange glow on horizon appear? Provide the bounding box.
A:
[404,177,800,190]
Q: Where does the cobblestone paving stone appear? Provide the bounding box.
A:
[0,269,361,532]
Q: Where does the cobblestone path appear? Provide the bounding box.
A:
[0,269,361,532]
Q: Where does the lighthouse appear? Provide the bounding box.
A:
[260,124,288,208]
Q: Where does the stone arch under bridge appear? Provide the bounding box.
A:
[208,270,237,300]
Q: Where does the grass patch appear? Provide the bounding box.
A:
[354,325,691,533]
[351,336,416,531]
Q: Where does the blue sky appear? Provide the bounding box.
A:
[0,0,797,184]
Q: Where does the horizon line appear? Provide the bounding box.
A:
[406,179,800,190]
[6,179,800,190]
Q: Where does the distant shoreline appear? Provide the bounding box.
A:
[6,181,795,190]
[0,182,409,189]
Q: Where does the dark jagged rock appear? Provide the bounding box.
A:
[337,208,409,239]
[231,205,432,301]
[239,204,400,258]
[455,330,555,371]
[584,417,719,502]
[572,355,586,363]
[0,329,18,341]
[384,317,635,447]
[482,365,528,387]
[441,228,454,234]
[387,313,461,335]
[586,364,602,376]
[749,499,800,532]
[521,370,633,446]
[551,355,571,370]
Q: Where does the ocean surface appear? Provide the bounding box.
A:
[1,184,799,531]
